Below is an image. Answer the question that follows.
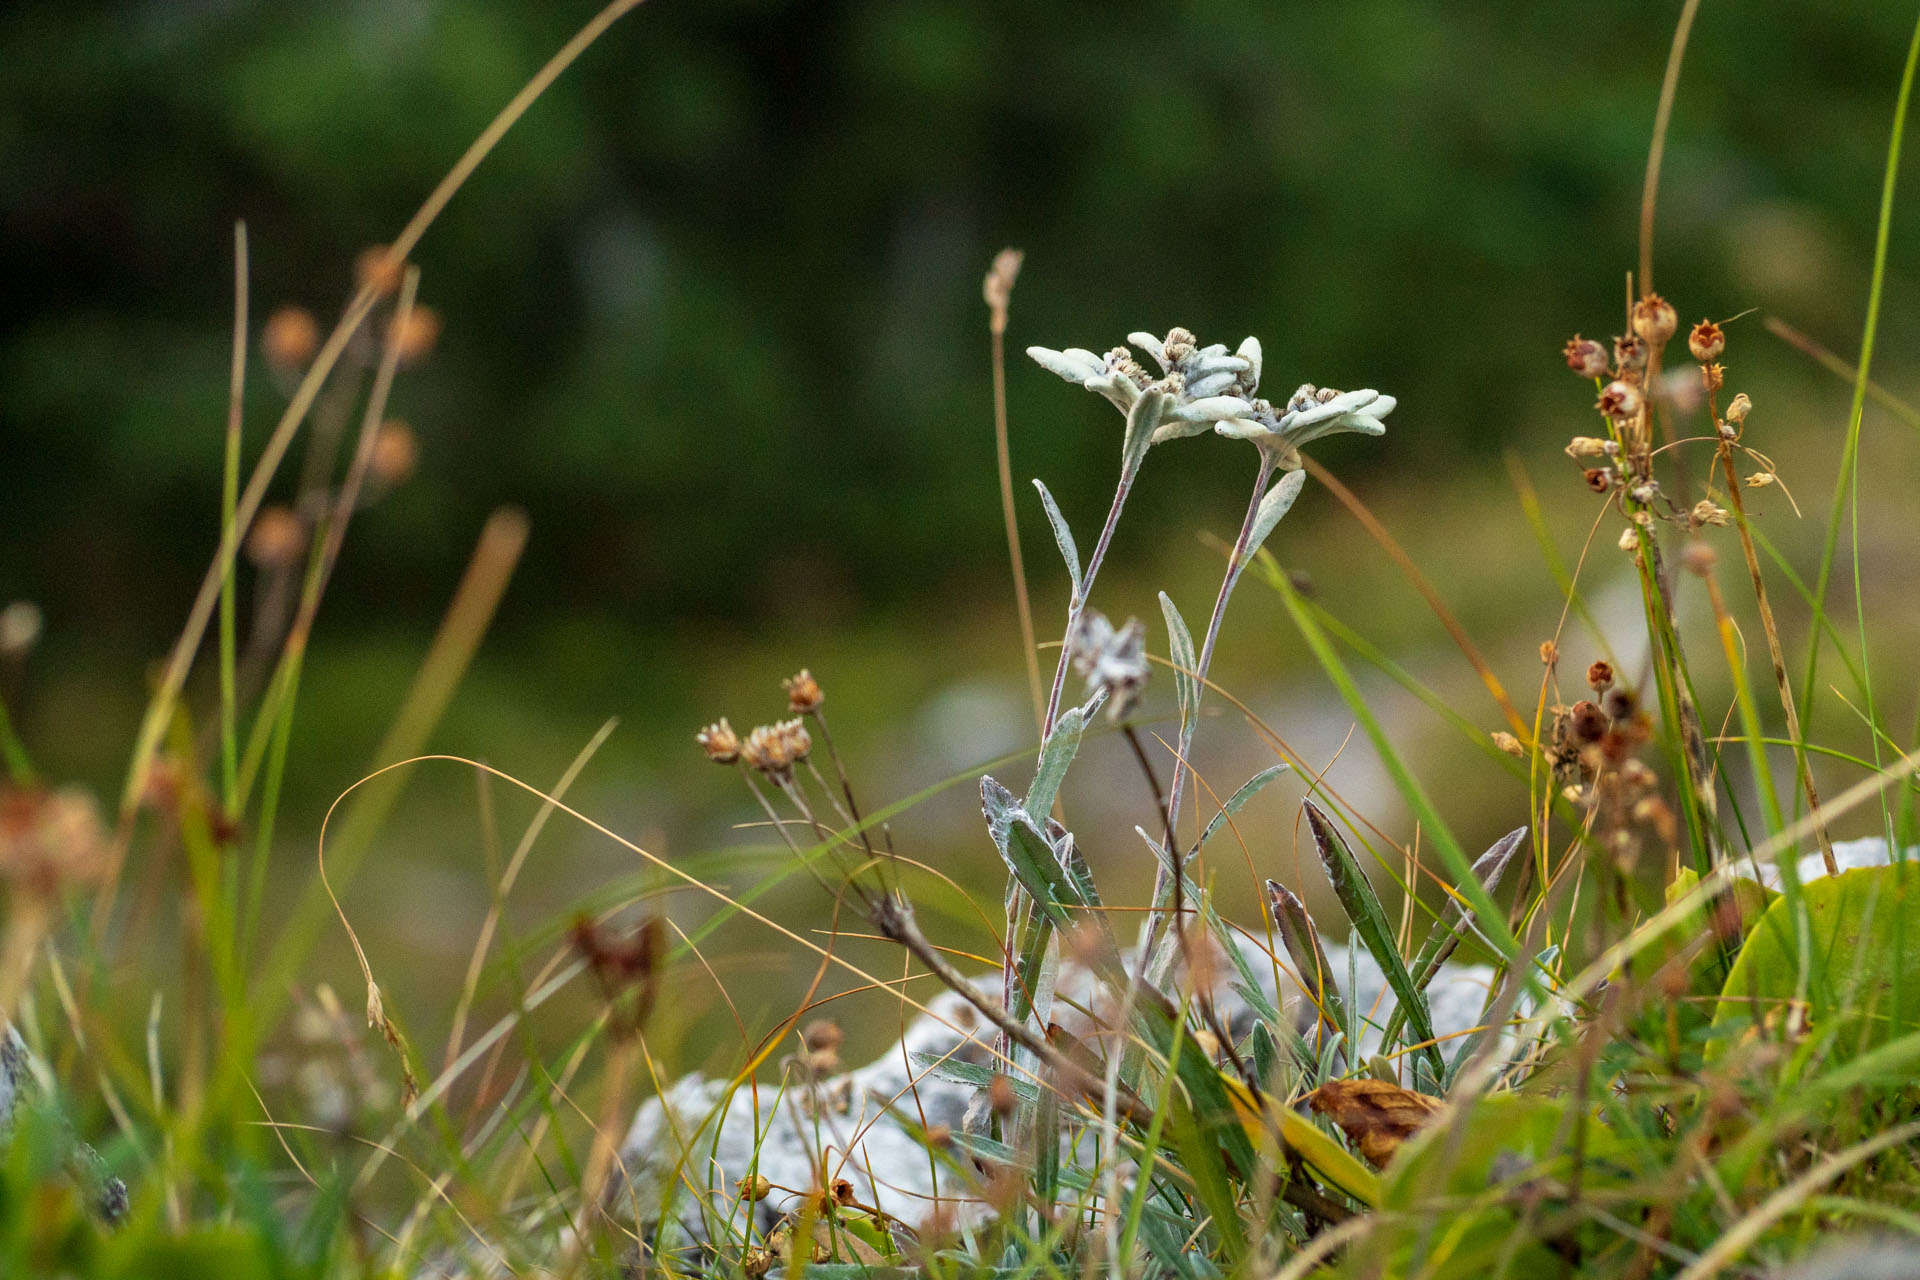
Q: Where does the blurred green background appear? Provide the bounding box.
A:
[4,0,1919,1065]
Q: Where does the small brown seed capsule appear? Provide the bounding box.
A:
[354,245,405,299]
[1724,392,1752,424]
[1568,700,1608,746]
[1583,468,1613,493]
[386,306,442,365]
[1681,541,1719,576]
[1632,293,1678,344]
[739,1173,773,1202]
[1691,500,1730,528]
[1596,380,1643,421]
[1586,660,1614,692]
[1688,320,1725,363]
[695,718,741,764]
[988,1072,1017,1118]
[1613,334,1648,371]
[370,419,418,485]
[1602,686,1637,720]
[1492,730,1526,758]
[1539,640,1559,668]
[1563,336,1609,378]
[262,306,320,371]
[1701,362,1725,392]
[245,505,305,569]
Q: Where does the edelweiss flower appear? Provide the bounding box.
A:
[1027,327,1255,436]
[1067,610,1149,718]
[1206,383,1396,465]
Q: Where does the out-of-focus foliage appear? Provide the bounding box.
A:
[2,0,1915,644]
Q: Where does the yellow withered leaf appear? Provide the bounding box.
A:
[1307,1077,1444,1169]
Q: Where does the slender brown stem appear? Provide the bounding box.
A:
[985,250,1043,735]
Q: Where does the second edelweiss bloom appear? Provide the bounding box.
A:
[1067,610,1149,718]
[1210,383,1397,464]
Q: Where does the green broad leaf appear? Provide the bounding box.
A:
[1032,479,1082,602]
[1709,861,1920,1062]
[1026,697,1097,822]
[1243,467,1308,562]
[980,777,1082,931]
[1365,1092,1634,1279]
[1120,386,1167,479]
[907,1054,1038,1103]
[1305,802,1445,1077]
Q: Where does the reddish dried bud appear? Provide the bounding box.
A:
[370,419,418,485]
[262,306,320,371]
[1632,294,1678,344]
[1583,468,1613,493]
[1688,320,1725,363]
[354,245,405,299]
[385,306,442,365]
[1563,336,1609,378]
[1568,700,1608,746]
[1613,334,1648,371]
[1596,380,1643,421]
[1602,687,1638,720]
[1587,660,1614,692]
[245,506,306,570]
[1681,541,1719,576]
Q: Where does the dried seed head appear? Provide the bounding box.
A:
[1612,334,1648,371]
[1602,686,1638,720]
[262,305,321,371]
[1586,660,1614,692]
[1632,293,1678,344]
[1491,730,1526,757]
[245,506,306,570]
[1583,468,1614,493]
[739,1173,773,1202]
[783,669,824,713]
[1681,541,1718,576]
[1690,500,1730,528]
[696,718,741,764]
[1568,700,1608,746]
[1745,471,1776,489]
[1596,380,1643,422]
[1688,320,1725,363]
[0,601,43,659]
[1563,336,1609,379]
[1565,436,1618,459]
[1724,392,1752,425]
[803,1019,842,1054]
[386,306,442,365]
[0,785,111,895]
[1617,526,1640,553]
[354,245,405,299]
[1539,640,1559,668]
[370,419,418,485]
[741,719,812,778]
[1701,362,1725,393]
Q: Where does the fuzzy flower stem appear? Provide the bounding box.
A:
[1142,449,1276,955]
[1042,467,1138,738]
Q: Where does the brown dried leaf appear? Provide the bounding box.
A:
[1306,1077,1444,1168]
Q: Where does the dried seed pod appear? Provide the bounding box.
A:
[1583,468,1614,493]
[1602,686,1638,720]
[245,506,306,570]
[386,306,442,365]
[1565,436,1618,459]
[1725,392,1752,424]
[1613,334,1648,371]
[1681,541,1719,575]
[1689,320,1725,362]
[354,245,405,299]
[1596,380,1643,421]
[1691,500,1730,528]
[1586,660,1613,692]
[1632,293,1678,344]
[370,419,418,485]
[1492,730,1526,757]
[1567,700,1608,746]
[1563,336,1609,378]
[262,305,320,371]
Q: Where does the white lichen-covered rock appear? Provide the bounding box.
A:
[616,935,1500,1249]
[616,837,1911,1251]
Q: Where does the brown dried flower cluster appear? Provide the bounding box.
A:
[741,718,812,780]
[0,785,111,896]
[783,669,824,713]
[696,718,741,763]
